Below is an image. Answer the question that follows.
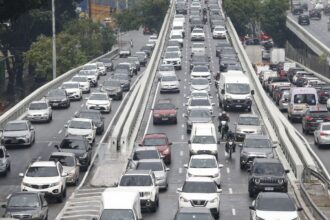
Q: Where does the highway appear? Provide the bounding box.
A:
[0,29,149,219]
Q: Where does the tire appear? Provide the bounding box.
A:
[63,187,67,198]
[56,192,63,203]
[74,176,79,186]
[49,114,52,122]
[229,150,232,159]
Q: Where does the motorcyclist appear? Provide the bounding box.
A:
[218,111,230,122]
[218,111,230,139]
[225,130,236,153]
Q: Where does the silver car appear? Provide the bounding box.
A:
[157,64,175,80]
[314,122,330,147]
[0,145,10,175]
[26,100,52,122]
[49,152,80,185]
[278,90,289,112]
[1,120,35,147]
[135,159,170,190]
[235,114,263,141]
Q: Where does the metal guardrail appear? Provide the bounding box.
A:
[286,16,330,57]
[0,48,119,129]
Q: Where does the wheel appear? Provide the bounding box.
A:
[56,192,63,203]
[229,150,232,159]
[74,176,79,186]
[63,187,67,198]
[49,114,52,122]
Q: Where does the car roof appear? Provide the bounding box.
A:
[258,192,291,200]
[190,154,217,160]
[31,161,57,167]
[71,118,92,122]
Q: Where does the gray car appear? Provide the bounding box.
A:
[239,134,275,169]
[235,114,263,141]
[135,51,148,66]
[100,80,123,100]
[128,56,141,72]
[1,120,35,147]
[184,108,213,133]
[26,100,52,123]
[0,145,10,175]
[111,74,131,91]
[134,159,170,190]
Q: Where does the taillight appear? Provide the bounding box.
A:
[326,116,330,121]
[305,116,313,121]
[320,132,328,136]
[320,91,325,96]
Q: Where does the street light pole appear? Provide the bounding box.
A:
[52,0,56,80]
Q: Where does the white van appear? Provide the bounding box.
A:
[217,71,254,111]
[188,123,218,158]
[99,188,142,220]
[288,87,318,121]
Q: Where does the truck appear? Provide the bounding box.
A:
[270,48,285,65]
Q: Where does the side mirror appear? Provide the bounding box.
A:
[54,145,59,150]
[166,167,170,171]
[297,207,303,211]
[19,173,24,177]
[113,182,119,187]
[239,144,243,148]
[249,205,256,210]
[62,172,68,177]
[211,103,215,106]
[219,164,224,168]
[30,126,35,130]
[176,187,182,193]
[285,169,290,173]
[64,124,68,128]
[217,188,222,193]
[184,164,188,168]
[77,162,81,166]
[188,140,191,144]
[138,143,142,146]
[251,90,255,95]
[221,89,225,95]
[169,142,173,145]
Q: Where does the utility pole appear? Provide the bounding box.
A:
[52,0,56,80]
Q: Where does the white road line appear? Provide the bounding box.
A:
[180,151,184,156]
[74,111,78,116]
[182,113,185,117]
[232,208,236,216]
[229,188,233,194]
[144,82,160,136]
[226,167,230,174]
[80,104,84,108]
[181,124,185,128]
[181,135,185,140]
[184,85,186,89]
[179,168,183,174]
[48,141,52,147]
[58,130,62,134]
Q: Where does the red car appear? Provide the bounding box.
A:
[139,133,172,164]
[143,26,152,35]
[152,99,178,124]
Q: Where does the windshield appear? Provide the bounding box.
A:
[100,209,135,220]
[167,47,179,52]
[119,175,152,186]
[79,112,100,120]
[190,158,217,168]
[256,196,296,211]
[293,94,316,105]
[253,163,284,176]
[176,213,213,220]
[226,83,250,94]
[182,181,217,193]
[5,122,28,131]
[165,52,179,58]
[62,83,79,89]
[89,93,108,100]
[160,65,174,71]
[47,89,65,97]
[83,64,97,70]
[133,151,159,160]
[193,29,203,33]
[104,80,121,87]
[143,138,166,146]
[238,116,260,125]
[26,166,58,177]
[190,99,210,106]
[190,109,211,118]
[50,155,75,166]
[244,138,270,148]
[29,103,47,110]
[215,27,225,31]
[136,162,163,171]
[162,76,177,82]
[8,194,40,208]
[192,135,216,144]
[193,66,208,72]
[60,139,86,150]
[192,78,208,85]
[154,103,175,110]
[69,120,91,129]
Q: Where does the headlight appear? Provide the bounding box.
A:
[79,153,88,159]
[49,181,60,187]
[68,168,76,176]
[170,114,176,117]
[213,172,220,178]
[43,112,49,116]
[187,120,192,125]
[180,196,189,202]
[32,212,42,218]
[267,153,274,158]
[278,179,284,184]
[116,88,121,92]
[61,98,67,102]
[254,178,260,184]
[22,182,32,187]
[209,197,218,203]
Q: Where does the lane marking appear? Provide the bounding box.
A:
[226,167,230,174]
[58,130,62,134]
[144,82,160,136]
[232,208,236,216]
[180,151,184,156]
[181,124,185,128]
[48,141,52,147]
[181,135,184,140]
[229,188,233,194]
[179,168,182,174]
[80,104,84,108]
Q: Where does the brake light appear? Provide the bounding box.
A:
[326,116,330,121]
[320,91,325,96]
[320,132,328,136]
[305,116,313,121]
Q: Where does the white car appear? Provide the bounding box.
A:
[191,28,205,41]
[250,192,302,220]
[95,62,106,76]
[83,63,101,78]
[149,35,158,44]
[166,46,181,58]
[65,118,96,144]
[160,73,180,93]
[19,161,67,203]
[60,81,82,100]
[158,64,176,80]
[190,90,212,99]
[26,100,52,122]
[71,76,90,93]
[174,14,185,24]
[191,42,206,56]
[184,155,223,187]
[191,65,212,80]
[177,177,222,218]
[86,92,111,113]
[190,2,201,11]
[170,31,184,47]
[190,78,211,93]
[212,25,226,39]
[163,51,182,70]
[186,97,215,114]
[314,122,330,147]
[77,70,98,87]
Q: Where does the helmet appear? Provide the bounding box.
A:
[222,111,226,115]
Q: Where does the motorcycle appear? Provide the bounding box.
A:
[226,139,235,159]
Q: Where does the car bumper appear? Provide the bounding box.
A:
[213,34,226,39]
[27,115,50,122]
[160,87,180,93]
[153,116,177,123]
[249,183,287,194]
[224,99,252,110]
[86,104,111,113]
[21,185,62,197]
[2,137,31,146]
[0,165,8,173]
[191,36,205,41]
[179,201,219,213]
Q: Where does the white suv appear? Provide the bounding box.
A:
[60,81,82,101]
[65,118,96,144]
[177,177,222,218]
[20,161,67,203]
[163,51,182,70]
[26,100,52,122]
[191,28,205,41]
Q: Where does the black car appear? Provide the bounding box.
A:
[2,192,48,220]
[317,86,330,104]
[190,54,210,69]
[45,89,70,109]
[218,47,237,60]
[100,80,123,100]
[298,15,310,25]
[98,58,114,72]
[248,158,289,197]
[111,74,131,91]
[219,56,238,72]
[324,5,330,15]
[75,110,105,135]
[185,108,213,133]
[245,38,261,45]
[292,4,303,15]
[309,9,321,19]
[176,3,187,14]
[215,40,231,57]
[135,51,148,66]
[140,45,153,57]
[55,135,92,171]
[190,17,204,31]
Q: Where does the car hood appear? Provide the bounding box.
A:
[67,128,93,136]
[64,88,80,93]
[242,147,272,156]
[187,168,219,176]
[6,207,39,214]
[87,100,110,105]
[191,84,209,91]
[180,192,218,200]
[3,130,29,137]
[161,81,179,86]
[103,86,120,90]
[255,210,298,220]
[23,176,61,185]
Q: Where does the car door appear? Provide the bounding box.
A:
[28,121,35,141]
[3,148,10,168]
[40,194,48,218]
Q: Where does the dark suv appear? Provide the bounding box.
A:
[292,4,303,15]
[298,15,310,25]
[248,158,289,197]
[309,9,321,20]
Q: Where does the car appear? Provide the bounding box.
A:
[20,160,67,203]
[76,70,98,87]
[219,57,239,72]
[82,63,101,78]
[177,177,222,218]
[212,25,226,39]
[157,64,176,80]
[249,192,302,220]
[75,110,104,135]
[314,2,324,11]
[44,89,70,108]
[130,146,163,165]
[111,74,131,91]
[309,9,322,19]
[302,106,330,134]
[116,62,134,77]
[167,39,182,49]
[127,56,140,73]
[55,135,92,171]
[273,86,290,104]
[99,58,114,72]
[314,122,330,147]
[191,42,206,56]
[117,170,159,212]
[170,32,184,47]
[215,41,231,57]
[160,73,180,93]
[100,80,123,100]
[235,114,263,141]
[86,92,111,113]
[191,65,212,80]
[134,159,170,190]
[71,76,91,93]
[60,81,82,101]
[174,207,215,220]
[65,118,96,144]
[135,51,148,66]
[119,47,131,58]
[190,54,209,70]
[166,46,182,58]
[190,17,204,31]
[324,4,330,15]
[190,78,211,94]
[176,2,188,14]
[2,192,48,220]
[139,133,172,164]
[152,99,178,124]
[0,120,35,147]
[0,145,10,175]
[210,19,225,31]
[140,45,153,57]
[49,152,80,185]
[218,47,236,60]
[292,4,303,15]
[163,51,182,70]
[191,28,205,41]
[239,134,275,169]
[184,108,213,133]
[278,90,290,112]
[298,14,310,25]
[95,62,106,76]
[248,158,289,197]
[186,97,215,114]
[26,100,52,123]
[184,154,223,187]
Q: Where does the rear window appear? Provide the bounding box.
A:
[293,94,316,105]
[309,111,330,117]
[119,175,152,186]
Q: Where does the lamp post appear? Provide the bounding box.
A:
[52,0,56,80]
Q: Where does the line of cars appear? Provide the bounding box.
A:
[291,0,330,25]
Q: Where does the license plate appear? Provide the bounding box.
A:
[11,139,18,143]
[317,120,323,123]
[236,105,242,108]
[162,117,168,120]
[265,187,274,191]
[53,103,58,106]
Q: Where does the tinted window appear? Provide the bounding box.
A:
[182,181,217,193]
[322,125,330,130]
[244,138,271,148]
[49,155,75,167]
[60,139,86,150]
[72,77,88,82]
[62,83,79,89]
[26,166,58,177]
[293,94,316,105]
[89,93,108,100]
[190,99,210,106]
[154,103,175,110]
[133,150,159,160]
[136,162,163,171]
[253,163,284,176]
[160,65,175,71]
[192,78,208,85]
[29,103,48,110]
[226,83,250,94]
[0,149,4,158]
[104,80,121,87]
[47,89,65,97]
[69,120,91,129]
[143,138,166,146]
[5,122,28,131]
[192,135,216,144]
[100,209,135,220]
[190,109,211,118]
[256,196,296,211]
[79,112,100,121]
[119,175,152,186]
[190,158,217,168]
[8,194,40,208]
